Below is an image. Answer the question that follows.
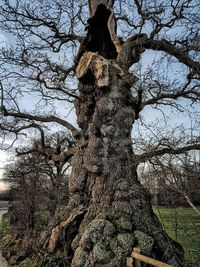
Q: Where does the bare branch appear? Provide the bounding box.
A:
[135,143,200,164]
[144,38,200,77]
[0,106,80,137]
[50,146,77,163]
[119,35,200,77]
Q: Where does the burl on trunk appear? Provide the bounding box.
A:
[44,1,185,266]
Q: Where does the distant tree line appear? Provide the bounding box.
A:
[3,132,72,238]
[140,152,200,209]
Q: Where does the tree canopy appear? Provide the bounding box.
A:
[0,1,199,266]
[0,0,199,159]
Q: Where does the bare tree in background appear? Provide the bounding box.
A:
[146,152,200,214]
[4,153,49,234]
[135,122,200,211]
[3,132,71,235]
[0,0,200,266]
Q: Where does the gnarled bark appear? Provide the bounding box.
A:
[40,1,185,266]
[42,57,184,266]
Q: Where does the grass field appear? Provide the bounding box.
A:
[154,207,200,266]
[0,207,199,266]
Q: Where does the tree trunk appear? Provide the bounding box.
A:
[41,1,185,266]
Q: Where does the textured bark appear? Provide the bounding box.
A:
[42,57,185,266]
[41,1,185,266]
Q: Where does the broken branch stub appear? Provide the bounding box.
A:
[76,52,124,88]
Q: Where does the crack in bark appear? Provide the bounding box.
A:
[85,4,118,59]
[40,2,186,266]
[48,206,86,253]
[76,2,122,63]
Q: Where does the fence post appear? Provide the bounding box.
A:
[126,256,133,267]
[134,247,141,267]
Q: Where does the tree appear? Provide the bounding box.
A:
[4,153,48,234]
[0,0,199,266]
[144,152,200,212]
[3,132,71,235]
[135,122,200,211]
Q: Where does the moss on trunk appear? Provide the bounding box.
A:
[38,2,185,266]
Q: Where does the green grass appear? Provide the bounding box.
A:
[1,208,199,266]
[0,218,11,238]
[154,207,200,266]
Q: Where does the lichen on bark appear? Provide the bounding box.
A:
[40,1,185,266]
[72,219,135,267]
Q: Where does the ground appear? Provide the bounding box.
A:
[0,207,199,266]
[154,207,200,266]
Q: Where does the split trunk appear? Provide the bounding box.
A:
[42,1,185,266]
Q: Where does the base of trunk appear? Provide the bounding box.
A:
[41,179,185,267]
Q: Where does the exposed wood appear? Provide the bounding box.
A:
[85,4,117,59]
[133,248,141,267]
[93,55,109,87]
[107,9,122,54]
[126,257,133,267]
[76,51,125,88]
[76,52,96,79]
[48,205,85,252]
[76,52,109,87]
[86,0,121,58]
[88,0,114,16]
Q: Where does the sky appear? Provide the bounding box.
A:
[0,150,10,190]
[0,30,7,45]
[0,29,77,188]
[0,31,28,189]
[0,31,8,189]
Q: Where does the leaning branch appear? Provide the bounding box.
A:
[135,143,200,164]
[144,39,200,77]
[0,106,79,137]
[119,35,200,77]
[50,146,77,163]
